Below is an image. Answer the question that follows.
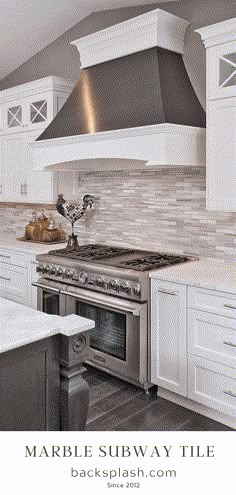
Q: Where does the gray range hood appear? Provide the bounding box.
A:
[32,9,206,171]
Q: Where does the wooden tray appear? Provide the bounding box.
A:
[16,237,66,245]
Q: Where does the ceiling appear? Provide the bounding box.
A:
[0,0,179,81]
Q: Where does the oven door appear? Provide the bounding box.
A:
[33,278,67,316]
[61,286,148,387]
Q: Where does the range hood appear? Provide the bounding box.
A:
[32,9,206,172]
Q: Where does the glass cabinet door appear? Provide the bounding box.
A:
[30,99,47,124]
[7,104,23,129]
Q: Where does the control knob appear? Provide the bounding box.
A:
[133,285,141,296]
[95,277,104,287]
[36,263,44,273]
[65,269,74,279]
[79,271,88,284]
[56,267,64,277]
[110,280,118,291]
[120,282,130,293]
[44,265,51,273]
[49,266,57,275]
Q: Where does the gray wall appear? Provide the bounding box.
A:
[0,1,235,108]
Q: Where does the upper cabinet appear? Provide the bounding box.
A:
[0,76,75,134]
[196,18,236,212]
[0,76,75,203]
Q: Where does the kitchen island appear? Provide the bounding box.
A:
[0,297,94,431]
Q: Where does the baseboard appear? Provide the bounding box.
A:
[158,387,236,430]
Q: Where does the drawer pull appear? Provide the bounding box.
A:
[223,341,236,348]
[224,304,236,310]
[158,290,177,296]
[223,390,236,399]
[0,254,11,259]
[0,276,11,281]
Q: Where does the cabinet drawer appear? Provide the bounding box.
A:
[0,264,28,304]
[188,286,236,318]
[0,249,28,267]
[188,355,236,418]
[189,309,236,368]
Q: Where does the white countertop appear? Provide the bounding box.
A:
[0,234,67,255]
[0,297,95,354]
[150,260,236,294]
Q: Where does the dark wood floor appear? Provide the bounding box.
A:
[82,366,233,431]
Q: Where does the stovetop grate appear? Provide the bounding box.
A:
[114,254,190,271]
[48,244,134,261]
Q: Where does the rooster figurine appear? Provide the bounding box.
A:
[56,194,94,246]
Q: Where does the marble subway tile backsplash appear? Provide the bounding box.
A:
[0,168,235,261]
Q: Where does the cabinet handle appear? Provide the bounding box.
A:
[223,390,236,398]
[0,254,10,259]
[20,183,24,196]
[223,341,236,348]
[158,289,177,296]
[0,276,11,281]
[224,304,236,310]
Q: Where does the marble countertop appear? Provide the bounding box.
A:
[150,260,236,294]
[0,297,95,354]
[0,234,67,255]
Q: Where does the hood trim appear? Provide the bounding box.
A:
[31,124,206,171]
[71,8,190,68]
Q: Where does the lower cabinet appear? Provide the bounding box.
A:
[188,355,236,417]
[0,336,60,430]
[151,279,236,427]
[0,248,38,308]
[151,280,187,396]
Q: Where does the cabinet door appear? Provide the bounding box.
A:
[26,92,53,131]
[2,99,26,133]
[207,98,236,211]
[151,280,187,396]
[1,133,28,202]
[25,130,57,203]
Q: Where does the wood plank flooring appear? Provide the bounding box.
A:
[82,366,233,431]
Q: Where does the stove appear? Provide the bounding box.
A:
[36,244,193,302]
[35,244,195,389]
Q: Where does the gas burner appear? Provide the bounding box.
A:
[49,244,134,261]
[116,253,190,271]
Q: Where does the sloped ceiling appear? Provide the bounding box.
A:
[0,0,179,80]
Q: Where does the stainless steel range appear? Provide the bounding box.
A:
[34,244,193,389]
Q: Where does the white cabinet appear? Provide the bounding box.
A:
[1,132,30,202]
[188,285,236,419]
[188,356,236,417]
[0,248,28,305]
[0,248,38,308]
[151,277,236,427]
[196,19,236,211]
[0,76,75,203]
[151,280,187,396]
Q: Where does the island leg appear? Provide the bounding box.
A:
[59,332,90,430]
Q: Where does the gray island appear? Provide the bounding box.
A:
[0,297,94,431]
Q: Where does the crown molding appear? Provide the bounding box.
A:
[0,76,76,103]
[71,9,190,68]
[195,17,236,48]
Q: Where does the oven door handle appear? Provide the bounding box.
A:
[32,282,61,293]
[60,289,142,316]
